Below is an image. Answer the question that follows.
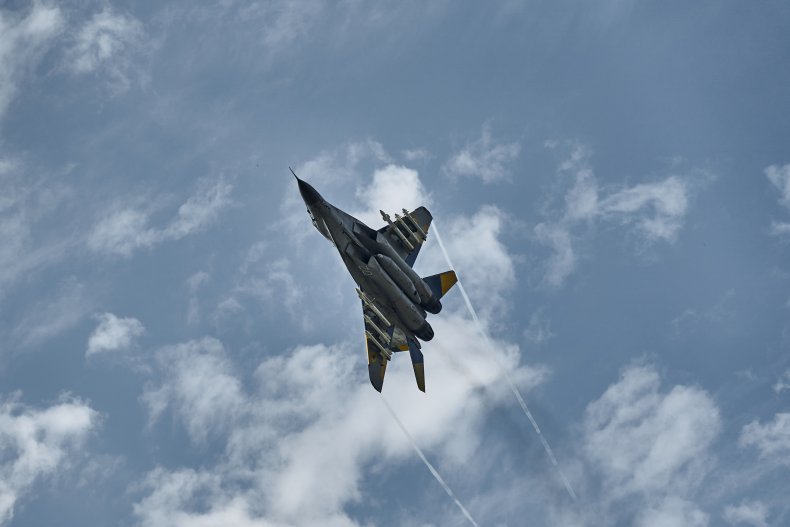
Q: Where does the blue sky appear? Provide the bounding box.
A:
[1,1,790,526]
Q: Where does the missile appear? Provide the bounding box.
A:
[365,330,392,360]
[395,213,423,244]
[402,209,428,238]
[364,314,390,343]
[356,288,391,327]
[380,210,415,251]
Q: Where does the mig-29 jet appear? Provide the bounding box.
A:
[293,170,457,392]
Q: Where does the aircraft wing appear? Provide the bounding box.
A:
[377,206,433,267]
[362,302,410,392]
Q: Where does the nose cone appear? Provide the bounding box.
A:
[297,178,323,206]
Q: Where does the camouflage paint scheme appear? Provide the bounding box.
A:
[295,173,457,392]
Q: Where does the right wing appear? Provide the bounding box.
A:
[377,206,433,267]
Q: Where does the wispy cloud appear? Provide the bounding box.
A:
[535,143,702,286]
[12,278,93,348]
[219,253,308,329]
[142,338,245,444]
[723,500,770,527]
[88,177,233,257]
[766,163,790,209]
[442,124,520,183]
[185,271,210,325]
[64,8,146,92]
[583,364,720,502]
[86,313,145,357]
[0,3,63,120]
[770,221,790,236]
[0,161,77,299]
[534,222,576,287]
[402,147,432,162]
[773,369,790,394]
[135,326,547,526]
[0,394,98,526]
[524,309,555,345]
[671,289,736,335]
[766,164,790,238]
[739,412,790,460]
[542,362,722,526]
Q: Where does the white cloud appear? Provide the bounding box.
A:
[89,178,232,257]
[773,369,790,393]
[584,364,721,501]
[141,338,245,444]
[765,163,790,209]
[134,468,274,527]
[0,3,63,120]
[442,125,520,183]
[65,8,145,92]
[723,500,770,527]
[354,164,430,226]
[544,363,723,526]
[535,144,695,286]
[0,394,97,526]
[135,325,547,526]
[599,176,689,242]
[86,312,144,356]
[739,412,790,459]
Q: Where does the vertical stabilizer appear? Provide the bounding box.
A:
[408,338,426,392]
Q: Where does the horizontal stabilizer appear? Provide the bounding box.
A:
[422,270,458,300]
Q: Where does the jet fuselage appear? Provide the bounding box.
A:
[297,177,435,344]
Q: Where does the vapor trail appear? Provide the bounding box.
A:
[432,222,578,501]
[380,396,480,527]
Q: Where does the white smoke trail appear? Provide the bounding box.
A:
[432,221,578,501]
[380,396,480,527]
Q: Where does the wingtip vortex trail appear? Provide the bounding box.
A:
[432,221,578,502]
[380,396,480,527]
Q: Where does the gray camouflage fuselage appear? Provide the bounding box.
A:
[297,178,435,345]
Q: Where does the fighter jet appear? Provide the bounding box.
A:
[293,169,457,392]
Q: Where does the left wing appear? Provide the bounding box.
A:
[361,301,409,392]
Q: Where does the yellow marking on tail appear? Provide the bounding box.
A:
[440,270,458,295]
